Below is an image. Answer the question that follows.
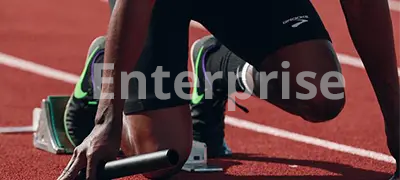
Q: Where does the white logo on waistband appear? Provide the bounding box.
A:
[283,15,309,28]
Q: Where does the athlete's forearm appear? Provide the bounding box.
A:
[340,0,399,164]
[105,0,153,74]
[99,0,153,124]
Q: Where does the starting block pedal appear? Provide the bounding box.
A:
[33,95,74,154]
[182,141,223,172]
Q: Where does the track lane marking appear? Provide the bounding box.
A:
[226,116,395,164]
[389,0,400,12]
[0,53,79,84]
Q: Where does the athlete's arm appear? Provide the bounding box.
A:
[340,0,399,177]
[58,1,154,179]
[100,0,153,124]
[88,0,154,177]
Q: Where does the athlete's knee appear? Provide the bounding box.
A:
[125,129,191,179]
[122,105,192,179]
[143,141,191,179]
[301,88,345,122]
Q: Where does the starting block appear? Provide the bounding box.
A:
[32,95,223,172]
[182,141,223,172]
[33,96,74,154]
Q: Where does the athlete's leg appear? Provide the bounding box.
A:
[189,37,233,158]
[193,0,345,122]
[120,107,192,178]
[118,0,192,178]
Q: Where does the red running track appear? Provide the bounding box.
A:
[0,0,399,179]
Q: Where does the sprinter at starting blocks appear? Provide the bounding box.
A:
[37,0,400,179]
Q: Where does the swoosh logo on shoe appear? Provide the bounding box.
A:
[191,46,205,105]
[73,46,100,99]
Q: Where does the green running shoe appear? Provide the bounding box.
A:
[189,35,233,158]
[63,36,105,147]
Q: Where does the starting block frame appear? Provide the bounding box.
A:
[32,95,223,172]
[182,141,224,172]
[33,96,74,154]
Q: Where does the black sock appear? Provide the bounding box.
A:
[206,45,248,94]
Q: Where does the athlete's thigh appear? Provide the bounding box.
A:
[192,0,332,69]
[193,0,344,117]
[124,0,192,114]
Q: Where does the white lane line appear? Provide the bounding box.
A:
[337,53,400,76]
[0,126,34,133]
[226,116,395,164]
[0,53,79,84]
[0,51,395,164]
[389,0,400,12]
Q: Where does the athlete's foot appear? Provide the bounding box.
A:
[190,35,232,158]
[63,36,105,147]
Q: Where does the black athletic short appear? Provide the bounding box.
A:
[123,0,332,114]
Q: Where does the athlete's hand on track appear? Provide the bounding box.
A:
[57,121,121,180]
